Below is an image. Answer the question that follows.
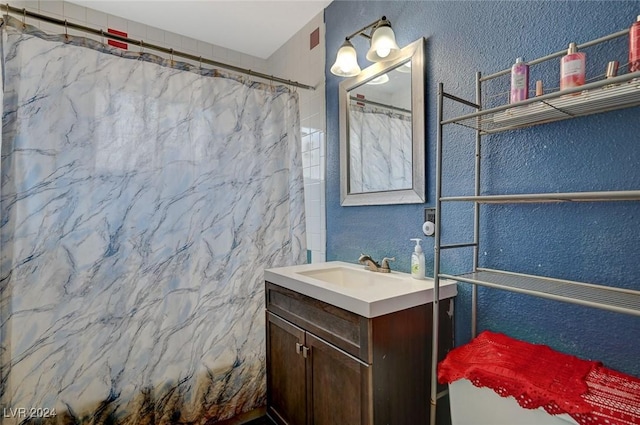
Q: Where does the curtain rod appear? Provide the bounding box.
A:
[349,96,411,114]
[1,3,316,91]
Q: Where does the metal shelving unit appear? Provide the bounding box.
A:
[429,28,640,425]
[441,190,640,203]
[440,269,640,317]
[445,72,640,134]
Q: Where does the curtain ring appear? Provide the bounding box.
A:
[22,8,26,28]
[139,39,144,55]
[64,19,68,40]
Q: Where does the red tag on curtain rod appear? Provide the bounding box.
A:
[107,28,128,50]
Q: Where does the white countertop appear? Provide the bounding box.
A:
[264,261,457,318]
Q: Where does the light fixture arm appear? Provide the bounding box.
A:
[344,16,390,42]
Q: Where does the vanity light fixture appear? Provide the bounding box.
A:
[330,16,401,77]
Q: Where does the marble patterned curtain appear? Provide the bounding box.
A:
[0,17,305,424]
[348,105,412,193]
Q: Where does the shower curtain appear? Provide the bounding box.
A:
[0,17,305,425]
[348,104,412,193]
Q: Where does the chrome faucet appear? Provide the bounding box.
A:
[358,254,395,273]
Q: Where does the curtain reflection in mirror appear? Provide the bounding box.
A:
[348,103,412,193]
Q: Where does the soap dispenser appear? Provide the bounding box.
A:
[410,238,425,280]
[630,15,640,73]
[510,57,529,103]
[560,42,586,91]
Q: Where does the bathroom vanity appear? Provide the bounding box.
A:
[264,262,457,425]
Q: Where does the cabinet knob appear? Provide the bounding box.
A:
[295,342,303,355]
[302,346,310,358]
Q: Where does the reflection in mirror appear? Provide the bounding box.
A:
[348,60,412,193]
[339,38,425,206]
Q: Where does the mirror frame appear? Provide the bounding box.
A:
[339,37,426,206]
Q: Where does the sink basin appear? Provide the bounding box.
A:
[264,261,457,318]
[297,266,405,288]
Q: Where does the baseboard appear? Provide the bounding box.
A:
[213,407,267,425]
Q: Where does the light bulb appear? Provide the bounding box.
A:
[366,23,400,62]
[331,40,361,77]
[377,48,391,58]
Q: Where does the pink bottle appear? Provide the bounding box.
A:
[560,42,586,91]
[630,15,640,73]
[510,57,529,103]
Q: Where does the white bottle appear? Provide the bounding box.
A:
[410,238,425,280]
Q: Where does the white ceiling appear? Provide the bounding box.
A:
[69,0,332,59]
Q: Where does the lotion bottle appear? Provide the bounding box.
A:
[630,15,640,73]
[510,57,529,103]
[560,42,586,91]
[410,238,425,280]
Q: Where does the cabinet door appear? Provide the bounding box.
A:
[267,312,307,425]
[306,332,372,425]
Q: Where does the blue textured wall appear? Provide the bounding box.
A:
[325,1,640,377]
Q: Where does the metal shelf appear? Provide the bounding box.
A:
[442,72,640,134]
[431,27,640,425]
[441,190,640,204]
[440,268,640,317]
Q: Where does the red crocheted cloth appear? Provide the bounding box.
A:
[577,366,640,425]
[439,331,640,424]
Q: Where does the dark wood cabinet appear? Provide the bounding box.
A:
[266,282,454,425]
[306,332,371,425]
[266,313,306,425]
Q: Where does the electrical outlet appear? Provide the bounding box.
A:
[424,208,436,224]
[423,208,436,236]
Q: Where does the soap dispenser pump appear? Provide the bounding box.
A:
[410,238,425,280]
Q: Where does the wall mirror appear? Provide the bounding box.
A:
[339,37,425,206]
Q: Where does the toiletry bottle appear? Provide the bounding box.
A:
[510,57,529,103]
[560,42,586,91]
[410,238,425,280]
[630,15,640,73]
[605,61,620,89]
